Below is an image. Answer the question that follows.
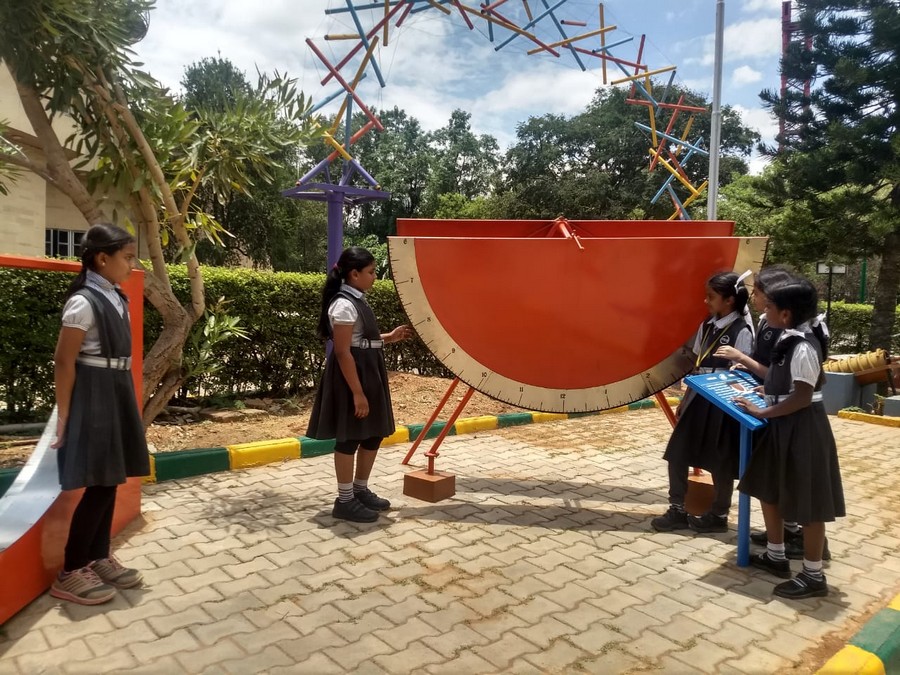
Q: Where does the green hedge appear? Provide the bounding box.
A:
[0,266,895,423]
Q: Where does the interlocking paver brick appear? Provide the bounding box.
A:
[64,646,138,673]
[1,414,898,673]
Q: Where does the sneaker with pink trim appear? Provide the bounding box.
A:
[89,556,142,589]
[50,567,116,605]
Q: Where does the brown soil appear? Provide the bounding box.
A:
[0,372,531,468]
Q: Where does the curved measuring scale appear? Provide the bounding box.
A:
[389,219,767,413]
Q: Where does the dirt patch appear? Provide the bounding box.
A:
[0,373,683,467]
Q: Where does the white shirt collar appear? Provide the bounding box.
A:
[340,283,364,299]
[707,311,739,329]
[776,326,807,343]
[86,269,117,291]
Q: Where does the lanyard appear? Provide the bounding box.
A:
[695,317,737,368]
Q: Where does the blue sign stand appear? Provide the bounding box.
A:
[683,370,767,567]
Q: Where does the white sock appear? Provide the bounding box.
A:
[784,521,801,534]
[337,482,354,502]
[767,542,786,562]
[802,558,824,579]
[353,479,368,493]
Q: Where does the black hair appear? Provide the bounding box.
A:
[317,246,376,340]
[754,265,794,295]
[707,271,749,315]
[767,278,829,359]
[64,223,136,300]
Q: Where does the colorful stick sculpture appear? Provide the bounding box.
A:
[286,0,713,268]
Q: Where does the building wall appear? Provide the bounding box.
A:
[0,167,45,256]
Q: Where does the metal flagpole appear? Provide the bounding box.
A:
[707,0,725,219]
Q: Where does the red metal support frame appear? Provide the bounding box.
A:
[402,377,461,465]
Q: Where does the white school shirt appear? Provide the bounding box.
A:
[691,311,753,359]
[775,322,821,391]
[61,270,128,356]
[328,284,366,344]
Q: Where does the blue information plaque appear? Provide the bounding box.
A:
[683,369,768,567]
[683,370,768,430]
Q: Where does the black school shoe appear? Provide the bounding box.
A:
[354,488,391,512]
[650,505,690,532]
[774,571,829,599]
[688,512,728,533]
[332,497,378,523]
[786,536,832,561]
[749,551,792,579]
[750,527,804,547]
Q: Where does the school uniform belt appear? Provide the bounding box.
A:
[765,392,824,405]
[352,338,384,349]
[77,355,133,370]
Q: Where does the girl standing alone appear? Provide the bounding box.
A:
[51,224,149,605]
[307,247,413,523]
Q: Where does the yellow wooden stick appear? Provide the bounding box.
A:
[600,3,607,85]
[526,25,615,55]
[651,150,701,195]
[323,132,353,161]
[329,35,380,136]
[427,0,452,14]
[611,65,676,85]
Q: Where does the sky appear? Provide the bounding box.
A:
[134,0,786,174]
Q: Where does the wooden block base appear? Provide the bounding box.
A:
[685,473,715,516]
[404,470,456,503]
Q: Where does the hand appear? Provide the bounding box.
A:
[51,415,67,449]
[353,392,370,418]
[714,346,741,362]
[387,325,414,343]
[730,363,748,371]
[734,396,762,418]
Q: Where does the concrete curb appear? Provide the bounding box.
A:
[838,410,900,428]
[140,396,682,484]
[818,593,900,674]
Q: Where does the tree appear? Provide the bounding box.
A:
[0,0,320,422]
[497,86,758,220]
[180,57,327,271]
[759,0,900,350]
[422,109,499,215]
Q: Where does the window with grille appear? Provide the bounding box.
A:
[45,229,84,258]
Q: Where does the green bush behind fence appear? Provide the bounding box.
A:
[0,265,896,423]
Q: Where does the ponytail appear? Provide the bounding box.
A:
[316,246,377,341]
[810,313,830,361]
[317,266,344,340]
[63,223,134,301]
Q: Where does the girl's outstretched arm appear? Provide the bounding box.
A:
[53,326,86,448]
[715,346,768,379]
[381,325,413,344]
[332,323,369,418]
[735,381,814,420]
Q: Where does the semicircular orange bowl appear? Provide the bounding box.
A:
[389,226,766,413]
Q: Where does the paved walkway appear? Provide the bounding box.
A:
[1,411,899,674]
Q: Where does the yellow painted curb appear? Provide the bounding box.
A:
[600,405,629,415]
[383,427,410,446]
[454,415,500,434]
[228,437,300,470]
[837,410,900,428]
[142,454,157,484]
[889,594,900,612]
[818,645,885,675]
[531,412,569,424]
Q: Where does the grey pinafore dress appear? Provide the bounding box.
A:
[738,334,845,524]
[58,287,149,490]
[306,290,395,443]
[662,316,751,479]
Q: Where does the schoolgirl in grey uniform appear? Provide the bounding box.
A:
[306,247,413,523]
[736,278,844,598]
[652,271,753,534]
[51,224,149,605]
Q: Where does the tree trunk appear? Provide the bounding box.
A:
[869,227,900,352]
[15,81,104,224]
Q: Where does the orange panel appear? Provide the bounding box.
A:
[396,218,735,238]
[414,237,741,389]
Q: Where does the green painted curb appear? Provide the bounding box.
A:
[849,607,900,671]
[299,437,336,458]
[497,412,538,427]
[153,447,229,482]
[406,421,455,440]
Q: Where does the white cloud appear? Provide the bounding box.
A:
[732,65,763,86]
[732,104,779,145]
[680,19,781,67]
[740,0,785,16]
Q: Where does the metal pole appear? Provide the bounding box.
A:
[826,268,834,327]
[707,0,725,219]
[859,259,867,302]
